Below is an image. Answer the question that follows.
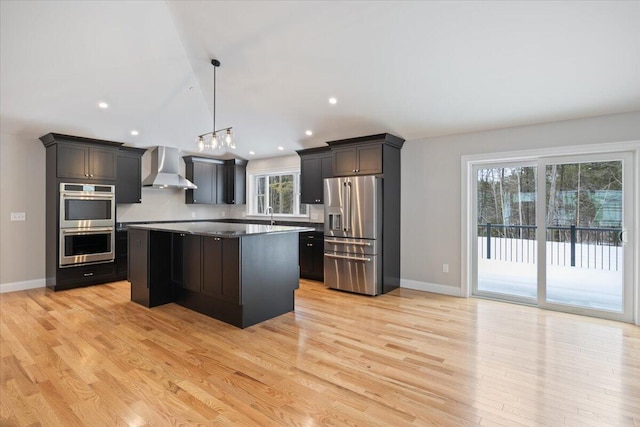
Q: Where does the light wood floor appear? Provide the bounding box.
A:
[1,279,639,426]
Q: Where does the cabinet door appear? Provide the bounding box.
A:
[202,237,223,298]
[116,154,142,203]
[299,234,315,275]
[88,147,117,180]
[57,144,88,179]
[226,163,246,204]
[356,144,383,175]
[312,237,325,277]
[221,238,240,303]
[129,229,149,305]
[192,162,214,204]
[182,235,202,292]
[333,148,357,176]
[300,155,321,204]
[215,164,226,204]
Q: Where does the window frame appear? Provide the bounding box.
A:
[248,169,308,218]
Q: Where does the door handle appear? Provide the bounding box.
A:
[618,230,628,243]
[324,239,371,246]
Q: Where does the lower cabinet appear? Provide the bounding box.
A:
[202,237,240,302]
[115,229,128,280]
[128,229,173,307]
[299,231,324,281]
[56,262,117,291]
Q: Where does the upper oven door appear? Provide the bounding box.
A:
[59,183,115,228]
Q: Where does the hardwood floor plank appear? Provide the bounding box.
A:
[1,279,639,425]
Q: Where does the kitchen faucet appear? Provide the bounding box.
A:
[266,206,275,226]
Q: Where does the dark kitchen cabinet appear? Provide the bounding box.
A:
[332,143,382,176]
[40,133,125,291]
[297,147,333,204]
[326,133,405,294]
[182,234,202,292]
[183,156,246,205]
[115,229,128,280]
[202,236,240,303]
[116,147,145,204]
[171,233,241,304]
[183,156,224,205]
[299,231,324,281]
[129,229,173,307]
[56,143,118,181]
[224,159,247,204]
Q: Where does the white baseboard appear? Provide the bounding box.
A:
[0,278,45,294]
[400,279,464,297]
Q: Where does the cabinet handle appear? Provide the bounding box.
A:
[352,169,356,173]
[83,272,94,277]
[194,199,196,202]
[85,173,89,177]
[214,237,221,241]
[89,174,94,177]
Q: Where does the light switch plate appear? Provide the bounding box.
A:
[10,212,26,221]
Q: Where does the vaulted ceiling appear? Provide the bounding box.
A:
[1,1,639,159]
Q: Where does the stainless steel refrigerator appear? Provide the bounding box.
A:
[324,175,383,295]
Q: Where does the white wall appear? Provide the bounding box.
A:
[0,132,46,291]
[401,111,640,295]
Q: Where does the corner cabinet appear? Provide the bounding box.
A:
[183,156,247,205]
[116,147,145,204]
[297,147,333,204]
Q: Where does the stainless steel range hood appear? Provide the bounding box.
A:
[142,146,197,190]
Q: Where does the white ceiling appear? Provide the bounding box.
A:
[1,1,639,159]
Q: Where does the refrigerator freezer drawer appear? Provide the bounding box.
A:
[324,251,380,295]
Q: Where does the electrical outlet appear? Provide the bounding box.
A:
[443,264,449,273]
[191,211,196,218]
[221,211,226,217]
[10,212,26,221]
[311,212,319,221]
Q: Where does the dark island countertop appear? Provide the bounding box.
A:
[127,221,314,237]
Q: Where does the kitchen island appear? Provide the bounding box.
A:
[127,222,313,328]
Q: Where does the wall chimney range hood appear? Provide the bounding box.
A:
[142,146,197,190]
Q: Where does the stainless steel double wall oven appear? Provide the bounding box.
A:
[59,183,115,267]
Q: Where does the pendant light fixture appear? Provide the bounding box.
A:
[196,59,235,152]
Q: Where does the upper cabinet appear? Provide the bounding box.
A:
[297,147,333,204]
[327,133,405,177]
[333,143,382,176]
[40,133,123,182]
[183,156,247,205]
[224,159,247,205]
[183,156,224,205]
[116,147,145,204]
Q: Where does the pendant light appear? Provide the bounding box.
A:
[196,59,235,151]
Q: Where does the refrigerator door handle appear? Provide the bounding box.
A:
[325,239,371,246]
[325,253,371,262]
[343,181,351,232]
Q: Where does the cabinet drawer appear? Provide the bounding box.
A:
[57,262,116,286]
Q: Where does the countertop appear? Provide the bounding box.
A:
[127,221,315,237]
[118,219,324,233]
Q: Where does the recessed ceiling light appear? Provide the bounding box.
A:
[328,97,337,105]
[305,130,313,136]
[130,130,139,136]
[249,151,255,155]
[278,146,284,151]
[98,101,109,109]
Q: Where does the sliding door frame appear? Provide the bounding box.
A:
[461,140,640,325]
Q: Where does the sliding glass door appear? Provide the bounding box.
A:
[473,152,634,322]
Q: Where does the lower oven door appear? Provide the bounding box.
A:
[59,227,115,267]
[324,251,380,295]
